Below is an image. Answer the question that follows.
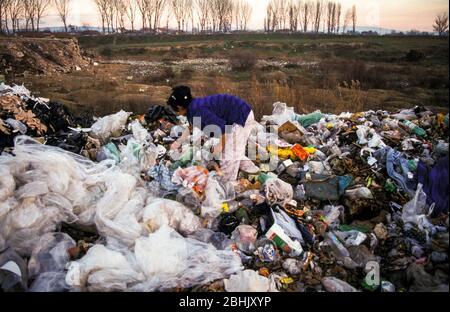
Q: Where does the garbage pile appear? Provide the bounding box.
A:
[0,83,93,154]
[0,84,449,293]
[0,38,90,77]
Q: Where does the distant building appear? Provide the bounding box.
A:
[361,30,379,36]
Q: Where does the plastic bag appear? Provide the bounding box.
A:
[91,110,131,143]
[129,121,151,144]
[131,226,243,291]
[0,246,28,292]
[345,187,374,199]
[264,178,293,206]
[29,272,70,292]
[261,102,296,126]
[334,230,367,247]
[65,244,144,292]
[321,277,359,292]
[402,184,434,232]
[28,233,76,278]
[119,138,158,174]
[94,171,144,247]
[0,165,15,202]
[201,173,235,219]
[282,258,302,275]
[224,270,275,292]
[231,225,258,254]
[294,111,323,128]
[172,166,209,196]
[142,198,201,236]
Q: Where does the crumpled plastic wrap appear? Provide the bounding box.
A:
[0,136,109,255]
[224,270,277,292]
[91,110,131,143]
[142,198,201,236]
[65,244,145,292]
[66,226,243,292]
[201,174,236,219]
[28,233,76,292]
[264,178,294,205]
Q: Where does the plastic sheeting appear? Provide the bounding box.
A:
[66,226,243,292]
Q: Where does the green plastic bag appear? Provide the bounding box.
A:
[293,111,324,128]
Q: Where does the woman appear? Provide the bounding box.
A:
[168,86,259,181]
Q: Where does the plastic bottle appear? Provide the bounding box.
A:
[325,232,350,258]
[403,120,427,138]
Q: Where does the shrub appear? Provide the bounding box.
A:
[229,50,257,71]
[404,50,425,62]
[99,46,113,57]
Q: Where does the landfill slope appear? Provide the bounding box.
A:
[0,84,449,293]
[0,38,90,77]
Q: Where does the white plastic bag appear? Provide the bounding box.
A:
[142,198,201,236]
[91,110,131,143]
[201,174,235,219]
[402,184,434,232]
[65,244,144,292]
[131,226,243,291]
[334,230,367,247]
[264,178,293,206]
[322,277,359,292]
[224,270,275,292]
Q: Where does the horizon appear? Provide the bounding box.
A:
[24,0,450,33]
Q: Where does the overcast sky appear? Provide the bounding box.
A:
[41,0,449,32]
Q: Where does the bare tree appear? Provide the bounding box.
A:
[335,3,341,33]
[264,1,273,32]
[23,0,36,31]
[8,0,23,33]
[209,0,232,32]
[114,0,128,31]
[331,2,336,34]
[105,0,117,33]
[152,0,166,30]
[301,1,311,32]
[240,0,252,31]
[232,0,251,31]
[312,0,323,33]
[351,4,356,33]
[136,0,148,29]
[125,0,138,31]
[32,0,50,31]
[54,0,71,32]
[0,0,8,33]
[165,4,171,30]
[433,12,449,36]
[94,0,108,33]
[195,0,208,33]
[171,0,183,31]
[288,0,300,32]
[343,7,351,34]
[325,1,331,33]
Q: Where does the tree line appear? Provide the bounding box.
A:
[93,0,253,34]
[264,0,356,34]
[0,0,448,36]
[0,0,75,33]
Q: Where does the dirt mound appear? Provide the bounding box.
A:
[0,37,90,77]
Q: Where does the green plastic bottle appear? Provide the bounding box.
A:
[403,120,427,138]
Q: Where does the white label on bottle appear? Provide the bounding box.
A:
[0,261,22,277]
